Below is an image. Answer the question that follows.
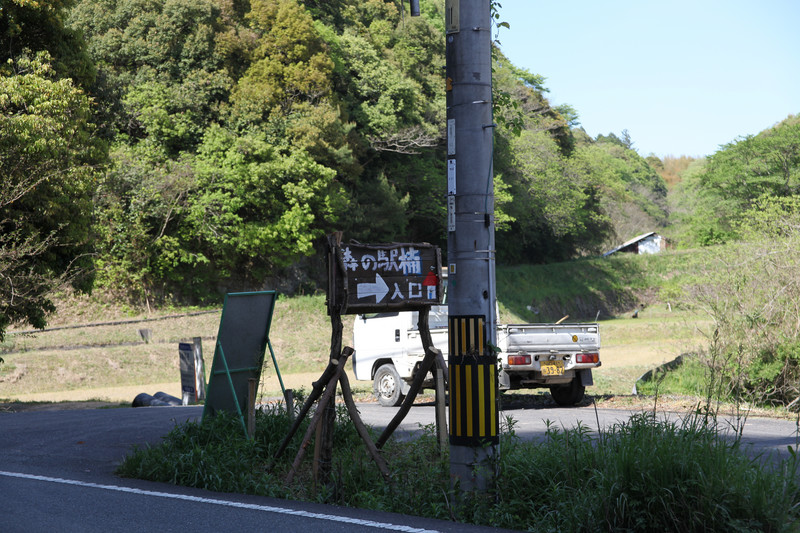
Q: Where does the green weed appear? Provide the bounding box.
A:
[118,404,800,532]
[636,357,708,397]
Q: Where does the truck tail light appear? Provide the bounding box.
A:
[576,353,599,364]
[507,354,531,366]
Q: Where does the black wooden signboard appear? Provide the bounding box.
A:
[329,241,443,315]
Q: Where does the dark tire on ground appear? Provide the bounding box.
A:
[549,378,585,406]
[373,363,405,407]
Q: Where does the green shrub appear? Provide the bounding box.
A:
[118,405,800,531]
[691,208,800,407]
[635,356,709,398]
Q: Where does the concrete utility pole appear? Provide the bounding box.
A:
[444,0,498,491]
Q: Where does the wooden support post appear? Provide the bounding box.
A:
[435,365,448,454]
[314,362,338,486]
[435,350,448,388]
[376,308,441,449]
[339,372,391,481]
[376,346,439,449]
[247,378,258,439]
[313,406,324,485]
[273,357,340,461]
[285,380,337,485]
[284,388,294,421]
[284,348,352,485]
[315,311,344,486]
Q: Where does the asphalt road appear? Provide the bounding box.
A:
[355,401,800,460]
[1,402,797,532]
[0,405,515,533]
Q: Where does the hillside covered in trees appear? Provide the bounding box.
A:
[1,0,798,337]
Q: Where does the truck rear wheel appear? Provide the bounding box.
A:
[374,363,405,407]
[549,379,585,406]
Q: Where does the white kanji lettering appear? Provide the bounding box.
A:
[399,247,422,275]
[377,249,391,271]
[342,247,358,271]
[391,283,403,300]
[408,282,422,298]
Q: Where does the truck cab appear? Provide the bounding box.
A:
[352,305,448,406]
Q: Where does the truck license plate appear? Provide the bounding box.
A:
[540,360,564,376]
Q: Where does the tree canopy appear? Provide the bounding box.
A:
[8,0,769,326]
[673,115,800,246]
[0,51,105,340]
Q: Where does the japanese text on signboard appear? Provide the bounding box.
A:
[330,242,442,314]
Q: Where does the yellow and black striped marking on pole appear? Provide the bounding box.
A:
[448,315,499,446]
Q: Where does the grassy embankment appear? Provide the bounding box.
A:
[0,249,715,405]
[0,293,354,404]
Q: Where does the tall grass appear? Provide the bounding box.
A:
[644,225,800,410]
[635,356,708,398]
[118,404,800,532]
[496,249,712,322]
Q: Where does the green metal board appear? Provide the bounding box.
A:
[202,291,277,434]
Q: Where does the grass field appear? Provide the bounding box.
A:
[0,292,365,403]
[2,248,729,406]
[0,287,711,405]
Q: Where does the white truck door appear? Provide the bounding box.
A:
[411,305,449,356]
[352,312,407,380]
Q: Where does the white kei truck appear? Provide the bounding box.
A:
[352,304,601,407]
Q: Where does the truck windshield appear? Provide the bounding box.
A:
[359,312,399,320]
[410,305,448,330]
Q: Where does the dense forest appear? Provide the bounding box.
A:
[1,0,798,338]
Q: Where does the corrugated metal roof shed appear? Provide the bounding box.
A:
[603,232,664,257]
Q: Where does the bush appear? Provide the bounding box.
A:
[691,197,800,407]
[118,405,800,531]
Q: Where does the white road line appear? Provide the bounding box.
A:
[0,471,440,533]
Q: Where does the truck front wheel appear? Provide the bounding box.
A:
[549,379,585,406]
[374,364,405,407]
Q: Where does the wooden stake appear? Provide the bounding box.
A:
[376,307,441,449]
[339,372,391,481]
[247,378,257,439]
[284,388,294,421]
[376,346,439,449]
[273,356,340,461]
[435,365,448,454]
[284,349,352,485]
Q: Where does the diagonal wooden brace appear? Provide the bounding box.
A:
[339,372,391,482]
[284,348,352,485]
[376,347,442,449]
